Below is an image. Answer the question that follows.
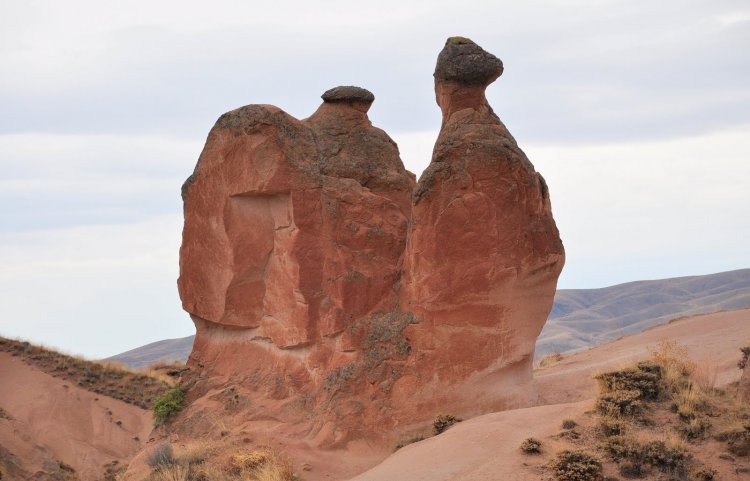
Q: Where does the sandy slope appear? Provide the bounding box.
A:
[0,351,153,481]
[536,308,750,405]
[348,308,750,481]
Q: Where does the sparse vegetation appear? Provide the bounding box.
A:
[153,384,185,425]
[148,444,175,467]
[146,442,298,481]
[602,435,691,477]
[433,414,461,435]
[738,346,750,370]
[539,352,564,368]
[520,437,542,454]
[581,341,750,480]
[0,336,173,409]
[562,419,577,430]
[0,407,12,421]
[552,450,603,481]
[394,434,426,450]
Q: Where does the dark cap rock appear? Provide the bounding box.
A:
[321,86,375,104]
[434,37,503,85]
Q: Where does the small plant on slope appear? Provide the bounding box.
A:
[552,450,603,481]
[433,414,461,435]
[520,437,542,454]
[153,384,185,426]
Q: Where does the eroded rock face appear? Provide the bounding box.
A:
[176,38,564,447]
[396,37,565,417]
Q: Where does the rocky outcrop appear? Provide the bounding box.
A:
[176,38,564,447]
[397,37,564,417]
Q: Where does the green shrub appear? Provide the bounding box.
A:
[433,414,460,435]
[153,384,184,425]
[552,450,603,481]
[520,437,542,454]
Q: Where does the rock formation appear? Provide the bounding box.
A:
[397,37,565,417]
[176,37,564,447]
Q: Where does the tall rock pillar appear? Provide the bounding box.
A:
[397,37,565,414]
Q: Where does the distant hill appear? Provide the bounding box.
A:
[106,269,750,368]
[105,335,194,368]
[536,268,750,358]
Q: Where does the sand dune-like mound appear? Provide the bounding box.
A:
[0,347,158,480]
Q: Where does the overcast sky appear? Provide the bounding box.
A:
[1,0,748,359]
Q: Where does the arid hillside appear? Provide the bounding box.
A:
[537,268,750,357]
[0,338,174,481]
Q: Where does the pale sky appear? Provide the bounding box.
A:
[1,0,749,358]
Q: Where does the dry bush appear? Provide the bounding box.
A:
[596,390,644,418]
[229,449,274,473]
[691,466,716,481]
[175,441,219,466]
[165,445,299,481]
[738,346,750,369]
[595,365,661,401]
[226,448,297,481]
[433,414,461,435]
[562,419,577,430]
[552,450,603,481]
[539,352,564,368]
[602,433,691,477]
[675,417,712,441]
[148,444,175,468]
[596,419,627,438]
[520,437,542,454]
[648,341,695,395]
[694,361,719,391]
[723,424,750,457]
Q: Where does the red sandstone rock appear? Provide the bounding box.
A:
[175,38,564,448]
[396,36,565,417]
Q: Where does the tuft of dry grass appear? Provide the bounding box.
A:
[146,442,299,481]
[539,352,564,368]
[648,341,695,395]
[394,433,426,450]
[152,464,190,481]
[174,441,219,466]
